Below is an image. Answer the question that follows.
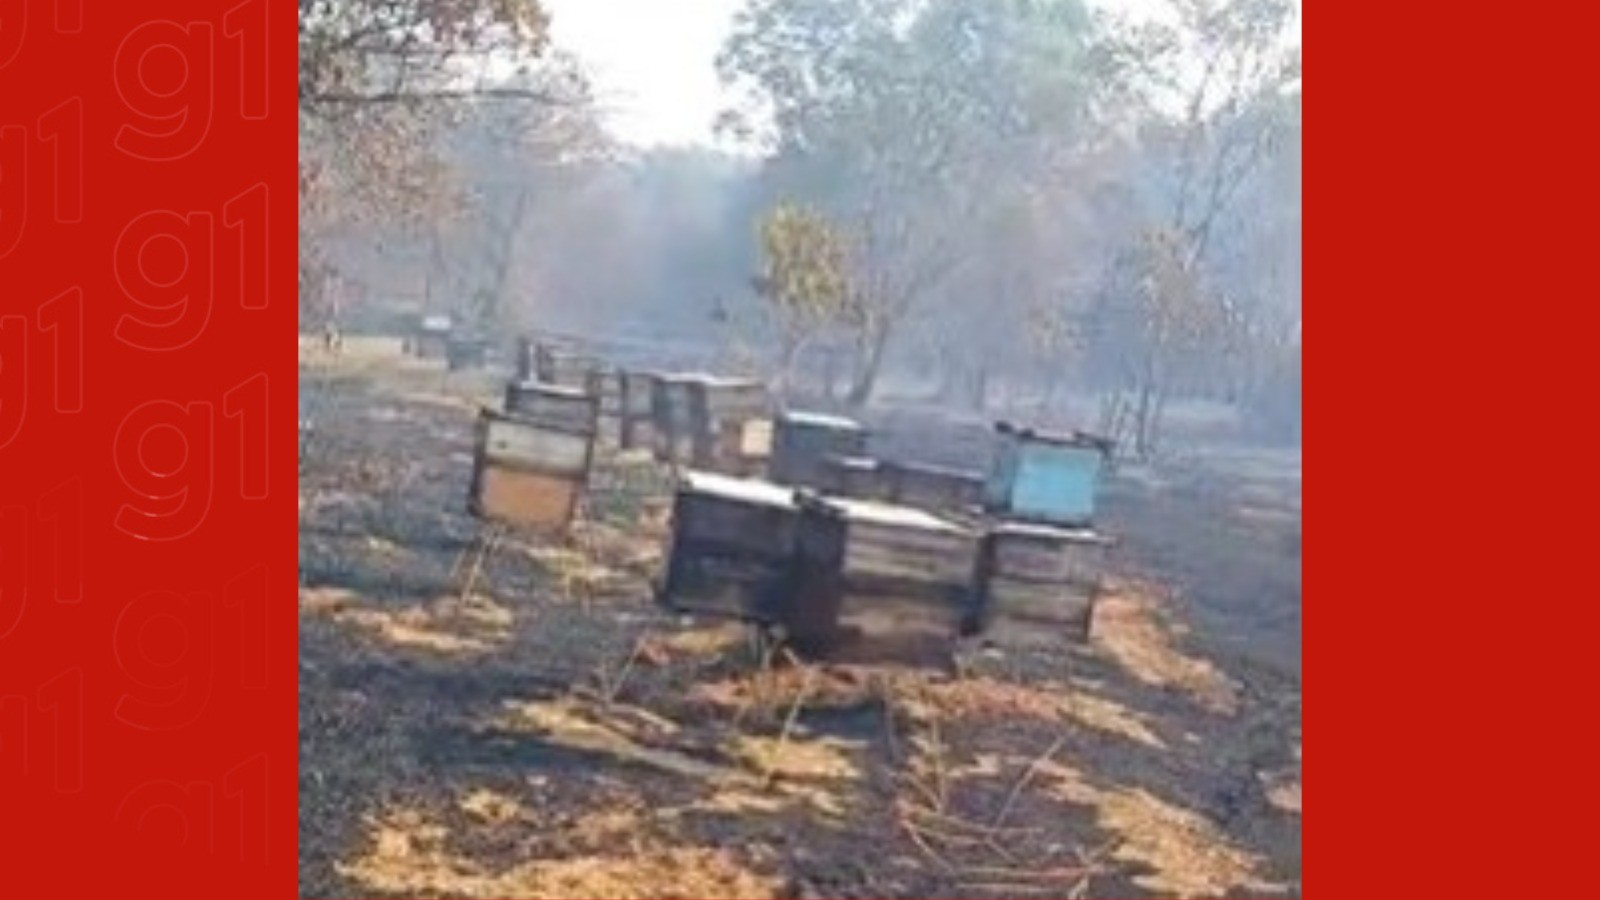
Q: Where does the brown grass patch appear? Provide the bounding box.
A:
[339,806,783,899]
[299,587,513,658]
[1093,589,1241,716]
[920,676,1167,750]
[1038,758,1281,898]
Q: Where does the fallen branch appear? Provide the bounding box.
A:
[900,802,1041,837]
[898,816,959,874]
[601,635,648,706]
[992,734,1067,830]
[457,524,501,602]
[762,660,818,789]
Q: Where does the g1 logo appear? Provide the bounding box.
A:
[111,374,267,542]
[113,183,269,353]
[112,568,268,733]
[112,0,269,162]
[114,754,268,863]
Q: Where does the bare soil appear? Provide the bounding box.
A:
[298,345,1301,899]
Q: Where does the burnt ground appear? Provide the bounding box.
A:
[298,343,1302,899]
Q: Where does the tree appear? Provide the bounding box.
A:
[754,203,857,393]
[297,1,569,327]
[720,0,1104,407]
[1088,0,1300,455]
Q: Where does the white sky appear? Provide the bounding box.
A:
[542,0,747,148]
[541,0,1300,149]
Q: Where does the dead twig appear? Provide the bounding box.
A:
[899,802,1040,837]
[761,658,818,789]
[958,880,1080,896]
[927,703,949,813]
[601,635,649,706]
[958,863,1094,881]
[991,734,1067,831]
[731,633,779,730]
[878,679,901,763]
[983,836,1023,866]
[457,524,501,602]
[898,815,959,874]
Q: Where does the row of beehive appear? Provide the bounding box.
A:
[659,410,1118,658]
[466,340,776,538]
[464,337,1117,660]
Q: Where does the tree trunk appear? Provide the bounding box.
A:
[846,322,893,409]
[774,332,802,399]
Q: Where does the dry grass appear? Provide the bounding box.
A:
[1038,757,1282,898]
[1093,588,1242,716]
[300,348,1300,898]
[919,676,1167,750]
[459,788,527,826]
[299,586,513,658]
[339,805,784,899]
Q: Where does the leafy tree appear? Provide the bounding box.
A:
[754,203,857,392]
[1088,0,1300,455]
[720,0,1103,406]
[297,1,573,327]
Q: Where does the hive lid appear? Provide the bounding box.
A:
[884,459,984,481]
[780,410,863,430]
[988,521,1113,544]
[824,454,880,471]
[994,421,1114,454]
[680,470,799,509]
[509,380,591,400]
[807,495,970,534]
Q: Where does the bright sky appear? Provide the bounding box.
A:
[542,0,1300,149]
[542,0,746,148]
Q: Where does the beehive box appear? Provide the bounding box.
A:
[884,460,986,514]
[618,370,660,451]
[711,418,775,477]
[446,336,489,371]
[504,381,599,434]
[784,495,981,660]
[651,376,702,466]
[692,377,772,473]
[535,343,600,388]
[468,407,596,534]
[817,454,897,502]
[770,411,868,489]
[656,471,802,622]
[983,422,1113,527]
[974,522,1111,646]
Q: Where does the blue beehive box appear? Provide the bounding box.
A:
[983,422,1113,527]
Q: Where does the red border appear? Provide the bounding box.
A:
[1,2,296,896]
[7,0,1583,897]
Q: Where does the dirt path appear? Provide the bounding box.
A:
[298,352,1302,898]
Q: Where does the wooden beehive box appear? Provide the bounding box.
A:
[983,422,1114,527]
[884,460,986,514]
[817,454,897,502]
[973,522,1112,646]
[618,370,660,451]
[468,404,597,534]
[712,417,775,477]
[534,343,600,388]
[504,381,599,434]
[784,495,981,662]
[651,375,702,466]
[770,411,868,489]
[656,470,802,622]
